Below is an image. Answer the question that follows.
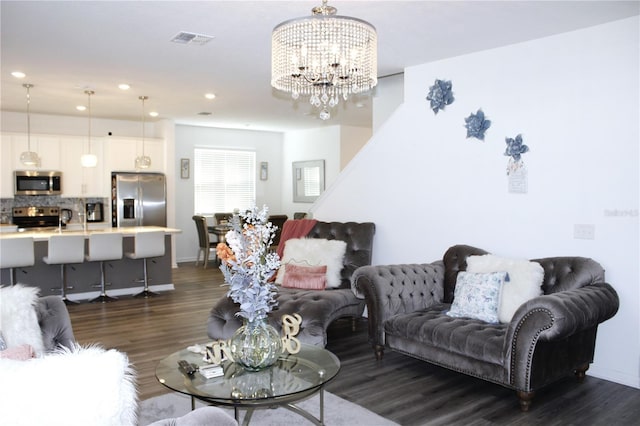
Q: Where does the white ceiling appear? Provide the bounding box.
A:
[1,1,638,132]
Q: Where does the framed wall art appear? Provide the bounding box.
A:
[180,158,190,179]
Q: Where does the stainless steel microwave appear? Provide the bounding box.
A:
[14,170,62,195]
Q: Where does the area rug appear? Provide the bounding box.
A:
[139,391,398,425]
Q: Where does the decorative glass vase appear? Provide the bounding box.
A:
[230,318,282,371]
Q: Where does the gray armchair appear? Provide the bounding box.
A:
[354,244,619,411]
[37,295,76,352]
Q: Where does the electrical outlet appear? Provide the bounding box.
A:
[574,224,595,240]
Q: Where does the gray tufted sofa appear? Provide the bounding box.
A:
[207,221,375,347]
[353,244,619,411]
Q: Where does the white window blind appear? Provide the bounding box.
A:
[194,148,256,214]
[303,166,321,196]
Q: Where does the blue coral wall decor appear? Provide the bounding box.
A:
[426,79,454,114]
[464,109,491,140]
[504,134,529,161]
[504,134,530,178]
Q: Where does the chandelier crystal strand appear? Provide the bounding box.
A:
[271,0,377,120]
[81,90,97,168]
[20,83,40,166]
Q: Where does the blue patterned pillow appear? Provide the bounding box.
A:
[446,271,507,323]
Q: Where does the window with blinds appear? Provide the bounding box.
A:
[193,148,256,214]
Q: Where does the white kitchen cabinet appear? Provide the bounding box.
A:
[1,135,14,198]
[59,136,106,197]
[140,138,165,172]
[9,133,61,171]
[1,133,62,198]
[104,136,165,174]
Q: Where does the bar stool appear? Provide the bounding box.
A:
[125,231,165,298]
[86,233,123,303]
[0,237,35,285]
[43,235,85,304]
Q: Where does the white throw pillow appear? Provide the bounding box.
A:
[276,238,347,288]
[466,255,544,323]
[0,284,45,356]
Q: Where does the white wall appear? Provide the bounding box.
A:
[373,73,404,133]
[281,126,341,218]
[313,17,639,388]
[340,125,372,170]
[174,124,284,262]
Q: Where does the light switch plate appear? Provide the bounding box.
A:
[574,224,595,240]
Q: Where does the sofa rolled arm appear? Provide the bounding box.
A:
[36,296,76,352]
[353,262,445,351]
[508,282,619,342]
[505,282,619,390]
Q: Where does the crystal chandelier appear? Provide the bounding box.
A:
[135,95,151,169]
[20,83,41,166]
[271,0,377,120]
[80,90,98,168]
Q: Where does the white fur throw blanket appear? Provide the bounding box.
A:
[276,238,347,288]
[466,254,544,323]
[0,284,45,356]
[0,344,137,426]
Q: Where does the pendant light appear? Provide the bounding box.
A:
[134,95,151,169]
[80,90,98,167]
[19,83,41,166]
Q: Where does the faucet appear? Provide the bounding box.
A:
[77,199,87,233]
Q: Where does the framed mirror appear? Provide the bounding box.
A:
[292,160,325,203]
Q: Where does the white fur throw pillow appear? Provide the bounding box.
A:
[0,344,137,426]
[276,238,347,288]
[466,255,544,323]
[0,284,45,356]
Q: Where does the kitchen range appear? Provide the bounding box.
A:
[12,206,61,230]
[11,203,104,231]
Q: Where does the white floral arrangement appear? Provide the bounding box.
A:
[216,205,281,322]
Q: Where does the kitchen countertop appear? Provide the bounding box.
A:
[0,226,182,241]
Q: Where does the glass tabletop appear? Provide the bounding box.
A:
[156,344,340,407]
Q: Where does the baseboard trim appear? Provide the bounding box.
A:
[588,365,640,389]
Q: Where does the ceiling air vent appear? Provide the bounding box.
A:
[170,31,215,45]
[197,112,212,116]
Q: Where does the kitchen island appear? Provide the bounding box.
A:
[0,226,181,301]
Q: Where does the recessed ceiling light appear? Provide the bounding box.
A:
[204,93,216,100]
[76,105,87,111]
[118,83,130,90]
[11,71,26,79]
[149,111,159,117]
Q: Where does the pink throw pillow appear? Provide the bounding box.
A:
[282,264,327,290]
[0,344,35,361]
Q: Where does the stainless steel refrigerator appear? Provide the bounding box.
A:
[111,172,166,227]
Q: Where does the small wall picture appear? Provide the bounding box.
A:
[180,158,190,179]
[260,162,268,180]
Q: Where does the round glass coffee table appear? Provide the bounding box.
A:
[156,344,340,425]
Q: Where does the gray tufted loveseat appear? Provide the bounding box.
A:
[207,221,375,347]
[353,244,619,411]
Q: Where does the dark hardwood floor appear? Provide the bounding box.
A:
[68,262,639,425]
